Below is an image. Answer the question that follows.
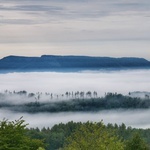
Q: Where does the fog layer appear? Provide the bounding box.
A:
[0,109,149,129]
[0,69,150,129]
[0,69,150,96]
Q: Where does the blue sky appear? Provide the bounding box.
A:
[0,0,150,59]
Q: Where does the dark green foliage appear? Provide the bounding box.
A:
[0,119,150,150]
[22,93,150,112]
[25,121,150,150]
[44,122,82,150]
[2,118,149,150]
[1,92,150,113]
[125,133,149,150]
[26,121,83,150]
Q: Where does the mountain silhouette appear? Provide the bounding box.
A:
[0,55,150,71]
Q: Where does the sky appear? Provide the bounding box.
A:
[0,0,150,59]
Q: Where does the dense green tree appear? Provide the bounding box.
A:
[0,117,45,150]
[46,122,82,150]
[37,147,45,150]
[125,133,149,150]
[24,121,150,150]
[62,121,125,150]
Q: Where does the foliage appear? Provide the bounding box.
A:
[62,121,125,150]
[26,121,150,150]
[1,118,149,150]
[0,117,45,150]
[125,133,149,150]
[45,122,82,150]
[37,147,45,150]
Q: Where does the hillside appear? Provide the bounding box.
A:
[0,55,150,71]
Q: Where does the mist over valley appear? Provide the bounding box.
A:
[0,69,150,129]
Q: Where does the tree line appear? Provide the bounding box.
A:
[0,92,150,113]
[1,117,150,150]
[0,90,98,100]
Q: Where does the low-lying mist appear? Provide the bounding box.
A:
[0,69,150,129]
[0,109,149,129]
[0,69,150,96]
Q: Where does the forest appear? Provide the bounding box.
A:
[0,90,150,113]
[1,90,150,149]
[0,117,150,150]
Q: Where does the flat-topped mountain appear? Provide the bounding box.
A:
[0,55,150,71]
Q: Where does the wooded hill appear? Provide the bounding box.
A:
[0,55,150,71]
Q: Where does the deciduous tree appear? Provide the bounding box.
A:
[0,117,45,150]
[63,121,124,150]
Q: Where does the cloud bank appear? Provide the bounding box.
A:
[0,70,150,129]
[0,69,150,97]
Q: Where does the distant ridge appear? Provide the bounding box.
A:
[0,55,150,71]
